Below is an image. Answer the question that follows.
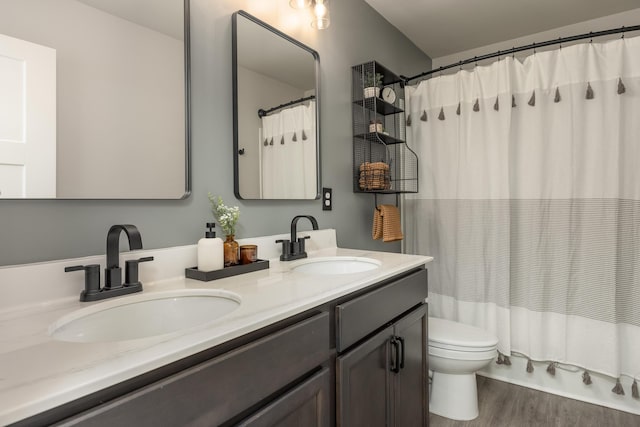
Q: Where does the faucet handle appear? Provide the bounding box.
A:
[297,235,311,250]
[125,256,154,286]
[65,264,101,301]
[276,239,291,261]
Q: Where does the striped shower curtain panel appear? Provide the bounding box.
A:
[405,36,640,378]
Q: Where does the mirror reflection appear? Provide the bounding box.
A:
[0,0,189,199]
[233,10,319,200]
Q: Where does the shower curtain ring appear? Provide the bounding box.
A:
[621,26,625,39]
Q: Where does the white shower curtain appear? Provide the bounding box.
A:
[261,101,316,199]
[405,36,640,379]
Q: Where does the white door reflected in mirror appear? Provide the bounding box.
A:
[0,34,56,198]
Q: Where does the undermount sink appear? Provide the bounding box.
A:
[49,289,241,343]
[290,256,381,275]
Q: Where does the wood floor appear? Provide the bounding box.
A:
[429,376,640,427]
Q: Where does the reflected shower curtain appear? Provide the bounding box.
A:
[405,36,640,378]
[261,101,316,199]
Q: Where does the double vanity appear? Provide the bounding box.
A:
[0,229,432,426]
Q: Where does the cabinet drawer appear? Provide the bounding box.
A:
[336,269,427,352]
[237,368,331,427]
[59,312,331,427]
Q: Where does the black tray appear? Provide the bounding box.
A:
[185,259,270,282]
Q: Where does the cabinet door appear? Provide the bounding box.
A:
[336,326,393,427]
[393,304,428,427]
[237,368,330,427]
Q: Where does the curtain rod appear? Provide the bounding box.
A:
[401,25,640,83]
[258,95,316,118]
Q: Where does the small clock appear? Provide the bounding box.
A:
[381,86,396,104]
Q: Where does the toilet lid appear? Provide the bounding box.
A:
[429,317,499,350]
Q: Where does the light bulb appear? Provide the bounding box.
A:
[311,16,330,29]
[289,0,311,9]
[314,0,327,18]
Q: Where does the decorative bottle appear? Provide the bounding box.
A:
[224,234,240,267]
[197,223,224,271]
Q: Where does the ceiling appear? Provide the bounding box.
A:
[78,0,183,40]
[364,0,640,59]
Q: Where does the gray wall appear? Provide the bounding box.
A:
[0,0,431,266]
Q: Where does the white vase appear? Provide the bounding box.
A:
[363,86,380,99]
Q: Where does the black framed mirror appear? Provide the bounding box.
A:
[0,0,190,199]
[232,10,320,200]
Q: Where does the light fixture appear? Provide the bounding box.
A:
[289,0,311,9]
[311,0,330,29]
[289,0,330,30]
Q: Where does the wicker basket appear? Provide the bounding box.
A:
[359,162,391,190]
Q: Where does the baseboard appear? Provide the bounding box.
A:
[478,354,640,416]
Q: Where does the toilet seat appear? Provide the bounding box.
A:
[428,317,498,353]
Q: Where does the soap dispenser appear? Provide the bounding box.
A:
[197,223,224,271]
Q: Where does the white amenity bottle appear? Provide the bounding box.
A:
[197,223,224,271]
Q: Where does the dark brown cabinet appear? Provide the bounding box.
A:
[22,267,428,427]
[335,269,428,427]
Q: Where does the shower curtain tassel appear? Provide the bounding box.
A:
[438,107,445,120]
[292,132,297,142]
[269,137,274,146]
[528,90,536,106]
[263,138,269,147]
[280,136,285,145]
[406,114,412,126]
[526,359,534,373]
[632,380,639,398]
[612,378,625,395]
[473,98,480,112]
[582,371,592,385]
[503,355,511,366]
[554,87,561,103]
[496,352,504,365]
[456,102,461,115]
[586,82,594,99]
[512,94,517,108]
[546,362,556,376]
[618,77,626,94]
[493,96,499,111]
[302,130,307,140]
[420,110,428,122]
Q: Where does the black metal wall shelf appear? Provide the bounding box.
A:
[352,61,418,194]
[353,98,404,115]
[354,133,405,145]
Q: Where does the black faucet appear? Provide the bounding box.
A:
[276,215,319,261]
[65,224,154,302]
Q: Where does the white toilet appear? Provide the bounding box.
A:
[428,317,499,421]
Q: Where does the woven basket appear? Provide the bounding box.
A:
[359,162,391,190]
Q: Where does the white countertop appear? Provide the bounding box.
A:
[0,230,432,424]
